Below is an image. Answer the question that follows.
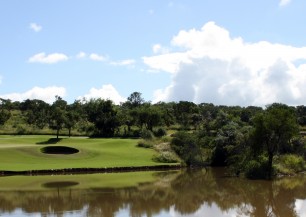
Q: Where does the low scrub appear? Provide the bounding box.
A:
[153,151,179,163]
[244,156,272,179]
[275,154,306,175]
[153,142,180,163]
[137,139,154,149]
[140,129,154,140]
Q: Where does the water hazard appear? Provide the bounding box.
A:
[0,168,306,216]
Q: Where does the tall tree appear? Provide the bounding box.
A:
[65,100,83,137]
[49,96,67,139]
[252,103,299,179]
[174,101,198,129]
[126,92,145,108]
[85,99,119,137]
[137,104,162,131]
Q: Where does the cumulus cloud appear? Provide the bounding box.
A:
[79,84,126,105]
[279,0,292,7]
[110,59,135,66]
[89,53,107,61]
[29,23,42,32]
[144,22,306,106]
[0,86,66,104]
[152,44,169,54]
[29,52,68,64]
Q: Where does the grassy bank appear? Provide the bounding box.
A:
[0,135,178,172]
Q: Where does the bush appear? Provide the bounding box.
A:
[275,154,306,175]
[137,139,154,148]
[153,151,179,163]
[245,156,271,179]
[16,125,27,135]
[154,127,167,137]
[140,129,154,140]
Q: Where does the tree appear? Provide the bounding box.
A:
[171,131,204,166]
[296,105,306,126]
[126,92,145,108]
[0,109,10,126]
[174,101,198,129]
[65,100,83,137]
[85,99,119,137]
[117,103,135,135]
[252,103,299,179]
[137,104,162,131]
[49,96,67,139]
[21,99,50,129]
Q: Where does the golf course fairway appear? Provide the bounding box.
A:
[0,135,177,172]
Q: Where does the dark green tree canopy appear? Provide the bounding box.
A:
[252,103,299,178]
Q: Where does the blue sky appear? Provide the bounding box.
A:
[1,0,306,106]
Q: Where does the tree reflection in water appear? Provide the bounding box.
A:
[0,168,306,217]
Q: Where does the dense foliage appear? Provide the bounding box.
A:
[1,92,306,179]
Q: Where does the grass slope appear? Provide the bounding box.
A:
[0,135,173,171]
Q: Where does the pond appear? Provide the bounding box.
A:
[0,168,306,217]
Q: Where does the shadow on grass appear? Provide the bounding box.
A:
[36,138,63,145]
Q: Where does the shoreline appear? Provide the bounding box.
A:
[0,164,183,176]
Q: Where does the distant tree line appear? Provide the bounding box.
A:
[1,92,306,179]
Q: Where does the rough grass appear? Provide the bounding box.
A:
[0,135,177,171]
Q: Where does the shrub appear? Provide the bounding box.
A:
[154,127,167,137]
[140,129,154,140]
[16,125,27,135]
[245,156,271,179]
[275,154,306,175]
[137,139,154,148]
[153,151,179,163]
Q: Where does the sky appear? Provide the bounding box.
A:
[1,0,306,106]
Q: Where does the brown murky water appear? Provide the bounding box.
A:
[0,168,306,217]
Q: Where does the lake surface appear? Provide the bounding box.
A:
[0,168,306,217]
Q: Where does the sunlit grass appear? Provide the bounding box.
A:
[0,135,177,171]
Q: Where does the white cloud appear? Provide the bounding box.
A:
[0,86,66,104]
[76,52,87,59]
[29,23,42,32]
[152,44,169,54]
[279,0,292,7]
[89,53,107,61]
[110,59,135,66]
[79,84,126,105]
[145,22,306,106]
[29,52,68,64]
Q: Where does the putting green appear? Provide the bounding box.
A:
[0,135,173,171]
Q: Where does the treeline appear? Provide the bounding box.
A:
[1,92,306,179]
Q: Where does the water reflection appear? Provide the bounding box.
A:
[0,168,306,217]
[42,181,79,188]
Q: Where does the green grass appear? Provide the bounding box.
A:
[0,135,176,171]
